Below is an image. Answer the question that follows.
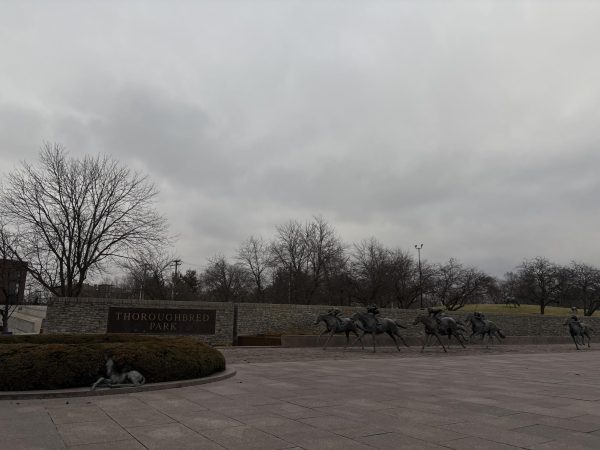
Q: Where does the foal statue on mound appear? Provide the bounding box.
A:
[464,312,505,347]
[91,353,146,390]
[413,307,467,353]
[564,309,593,350]
[349,305,409,352]
[314,308,364,350]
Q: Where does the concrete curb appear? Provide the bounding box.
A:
[0,368,236,400]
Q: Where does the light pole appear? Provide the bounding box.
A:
[414,244,424,308]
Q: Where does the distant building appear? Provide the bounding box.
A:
[0,259,28,305]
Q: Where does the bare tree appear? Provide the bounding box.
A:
[0,224,27,332]
[516,257,562,315]
[433,258,494,311]
[269,220,310,303]
[349,238,392,306]
[237,236,270,301]
[304,216,346,302]
[202,254,250,302]
[566,262,600,316]
[388,249,415,308]
[0,144,169,297]
[119,248,175,300]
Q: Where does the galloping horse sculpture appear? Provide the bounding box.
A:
[413,313,467,353]
[315,309,364,350]
[564,316,593,350]
[349,307,409,352]
[464,312,505,347]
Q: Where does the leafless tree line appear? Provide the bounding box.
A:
[3,145,599,315]
[110,217,498,311]
[114,225,600,315]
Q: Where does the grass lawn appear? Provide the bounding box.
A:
[459,304,593,316]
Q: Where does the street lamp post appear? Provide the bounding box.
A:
[414,244,424,308]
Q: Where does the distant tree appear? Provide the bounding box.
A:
[202,255,250,302]
[269,220,308,303]
[433,258,494,311]
[237,236,270,301]
[566,262,600,316]
[515,257,562,315]
[303,216,346,302]
[349,238,392,306]
[175,269,201,301]
[268,217,345,304]
[0,225,24,332]
[119,249,175,300]
[387,249,421,308]
[0,144,169,297]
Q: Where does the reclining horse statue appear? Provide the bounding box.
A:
[91,353,146,390]
[349,306,409,352]
[314,308,364,350]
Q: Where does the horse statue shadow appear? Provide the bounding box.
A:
[563,317,593,350]
[413,313,467,353]
[314,309,364,350]
[464,312,505,348]
[91,353,146,390]
[349,309,409,352]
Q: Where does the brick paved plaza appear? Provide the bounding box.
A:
[2,345,600,449]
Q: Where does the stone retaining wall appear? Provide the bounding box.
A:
[44,299,600,345]
[44,298,234,345]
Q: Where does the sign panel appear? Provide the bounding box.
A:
[107,307,216,334]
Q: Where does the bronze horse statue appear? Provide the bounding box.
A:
[349,310,409,352]
[464,312,505,347]
[314,310,364,350]
[413,314,467,353]
[564,316,593,350]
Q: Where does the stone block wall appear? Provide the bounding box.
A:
[235,303,600,339]
[44,298,600,345]
[44,298,234,345]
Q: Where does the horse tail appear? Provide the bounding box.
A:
[497,329,506,339]
[140,375,146,385]
[395,320,406,329]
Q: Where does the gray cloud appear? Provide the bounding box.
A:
[1,1,600,276]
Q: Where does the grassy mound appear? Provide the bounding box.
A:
[461,304,588,316]
[0,334,225,391]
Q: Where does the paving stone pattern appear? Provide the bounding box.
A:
[2,345,600,449]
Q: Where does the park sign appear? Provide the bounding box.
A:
[106,307,216,334]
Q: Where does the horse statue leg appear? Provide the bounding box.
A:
[455,331,466,349]
[421,333,431,352]
[386,330,401,352]
[433,332,447,352]
[316,328,330,347]
[91,377,109,391]
[571,331,581,350]
[322,329,336,350]
[349,330,366,349]
[394,329,409,348]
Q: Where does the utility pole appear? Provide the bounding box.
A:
[414,244,424,308]
[171,259,182,300]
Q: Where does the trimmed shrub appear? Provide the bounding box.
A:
[0,334,225,391]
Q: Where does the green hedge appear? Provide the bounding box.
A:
[0,334,226,391]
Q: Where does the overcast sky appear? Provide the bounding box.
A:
[1,1,599,277]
